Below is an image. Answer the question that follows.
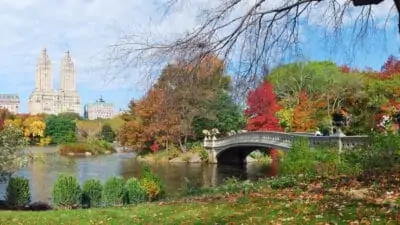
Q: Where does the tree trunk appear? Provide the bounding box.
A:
[178,138,187,153]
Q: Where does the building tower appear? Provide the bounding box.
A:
[60,51,76,91]
[29,48,81,115]
[35,48,52,90]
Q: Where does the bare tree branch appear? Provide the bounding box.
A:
[108,0,399,103]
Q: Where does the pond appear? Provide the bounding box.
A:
[0,146,274,203]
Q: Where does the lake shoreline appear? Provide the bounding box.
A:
[5,146,269,203]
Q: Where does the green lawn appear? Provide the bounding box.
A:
[0,185,398,225]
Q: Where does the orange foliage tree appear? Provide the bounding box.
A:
[292,90,317,132]
[119,55,231,152]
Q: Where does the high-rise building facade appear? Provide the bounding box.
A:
[84,97,115,120]
[0,94,20,114]
[28,49,81,115]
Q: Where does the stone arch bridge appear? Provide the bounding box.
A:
[203,131,368,165]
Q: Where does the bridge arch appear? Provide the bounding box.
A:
[204,131,368,164]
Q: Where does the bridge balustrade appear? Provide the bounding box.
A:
[204,132,369,150]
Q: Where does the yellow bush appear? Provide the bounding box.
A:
[38,137,52,146]
[139,178,160,202]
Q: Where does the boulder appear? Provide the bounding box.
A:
[188,155,202,163]
[169,157,186,163]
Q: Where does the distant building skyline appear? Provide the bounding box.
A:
[28,48,81,115]
[0,94,20,114]
[84,96,115,120]
[0,47,127,117]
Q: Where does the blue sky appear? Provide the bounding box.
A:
[0,0,398,114]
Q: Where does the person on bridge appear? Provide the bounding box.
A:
[315,129,322,136]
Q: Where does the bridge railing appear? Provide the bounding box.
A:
[204,131,369,150]
[204,131,296,149]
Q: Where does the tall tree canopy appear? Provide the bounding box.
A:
[267,61,364,131]
[118,55,239,152]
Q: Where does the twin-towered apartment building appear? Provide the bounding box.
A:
[0,49,117,120]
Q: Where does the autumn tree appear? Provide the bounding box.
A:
[21,116,47,145]
[155,55,231,150]
[119,55,234,152]
[118,88,167,151]
[268,61,365,131]
[118,120,147,150]
[245,80,282,131]
[292,90,317,132]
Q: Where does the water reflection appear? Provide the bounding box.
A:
[0,147,273,202]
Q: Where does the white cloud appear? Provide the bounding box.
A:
[0,0,396,95]
[0,0,206,92]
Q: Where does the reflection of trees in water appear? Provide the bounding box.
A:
[118,157,141,180]
[31,153,48,202]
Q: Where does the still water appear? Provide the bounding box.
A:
[1,146,272,203]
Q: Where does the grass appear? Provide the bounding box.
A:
[0,174,399,224]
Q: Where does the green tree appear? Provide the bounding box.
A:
[58,112,82,120]
[44,115,77,144]
[192,91,245,137]
[100,124,116,142]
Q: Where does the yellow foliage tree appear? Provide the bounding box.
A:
[276,108,294,132]
[38,137,52,146]
[22,116,49,145]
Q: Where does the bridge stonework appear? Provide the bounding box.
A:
[203,131,368,164]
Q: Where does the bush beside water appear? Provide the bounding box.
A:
[5,176,30,208]
[141,164,166,201]
[46,165,166,209]
[124,178,147,204]
[81,179,103,208]
[52,175,81,208]
[103,177,125,207]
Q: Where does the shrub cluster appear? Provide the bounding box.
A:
[278,137,359,177]
[50,164,164,209]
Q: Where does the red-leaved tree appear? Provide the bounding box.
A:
[245,80,282,172]
[380,55,400,79]
[244,80,282,131]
